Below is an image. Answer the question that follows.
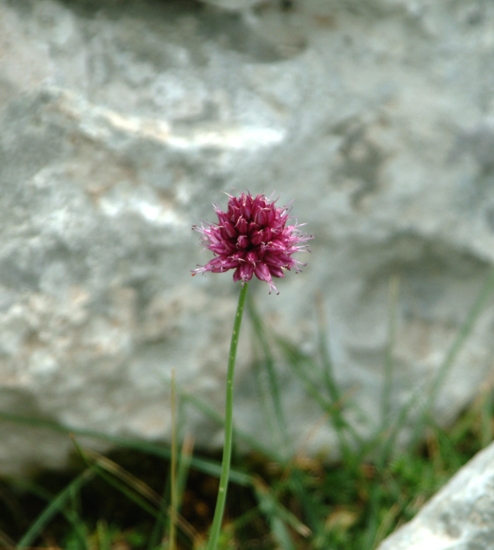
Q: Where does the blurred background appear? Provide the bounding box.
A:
[0,0,494,550]
[1,0,494,548]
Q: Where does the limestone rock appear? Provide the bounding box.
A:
[0,0,494,474]
[198,0,264,11]
[377,442,494,550]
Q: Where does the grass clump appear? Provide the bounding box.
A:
[1,270,494,549]
[0,400,491,550]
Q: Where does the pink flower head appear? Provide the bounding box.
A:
[192,192,312,294]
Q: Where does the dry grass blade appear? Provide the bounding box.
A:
[372,502,400,549]
[252,476,311,538]
[80,446,198,542]
[280,411,329,484]
[82,447,163,507]
[0,529,15,549]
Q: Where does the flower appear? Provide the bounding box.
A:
[192,192,312,294]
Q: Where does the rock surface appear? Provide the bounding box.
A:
[1,0,494,474]
[377,442,494,550]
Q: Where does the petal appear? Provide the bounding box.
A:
[221,221,237,239]
[269,265,285,278]
[207,258,239,272]
[250,230,263,246]
[246,251,258,264]
[254,262,271,282]
[236,217,248,234]
[261,228,272,242]
[237,235,249,249]
[239,262,254,281]
[247,222,258,235]
[266,240,286,252]
[254,208,266,225]
[233,267,242,282]
[209,241,235,255]
[242,199,252,221]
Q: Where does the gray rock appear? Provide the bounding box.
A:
[199,0,265,11]
[1,0,494,474]
[377,442,494,550]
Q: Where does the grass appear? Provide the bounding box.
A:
[1,271,494,549]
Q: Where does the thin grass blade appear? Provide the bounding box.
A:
[17,469,94,549]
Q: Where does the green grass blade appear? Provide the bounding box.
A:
[66,483,90,550]
[96,521,112,550]
[286,468,321,536]
[247,296,290,455]
[429,266,494,409]
[274,335,364,454]
[169,369,178,550]
[0,411,251,486]
[253,477,310,550]
[405,266,494,450]
[178,389,278,460]
[315,293,343,406]
[381,276,399,431]
[481,390,493,448]
[362,482,383,550]
[17,469,94,549]
[314,297,357,462]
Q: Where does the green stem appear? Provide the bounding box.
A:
[207,282,249,550]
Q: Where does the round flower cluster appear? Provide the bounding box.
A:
[192,192,312,294]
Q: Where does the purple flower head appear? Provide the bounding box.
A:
[192,192,312,294]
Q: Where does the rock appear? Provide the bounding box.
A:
[1,0,494,474]
[377,442,494,550]
[198,0,265,11]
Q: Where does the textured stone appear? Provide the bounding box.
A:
[199,0,264,10]
[1,0,494,474]
[377,442,494,550]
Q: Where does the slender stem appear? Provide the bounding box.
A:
[207,282,249,550]
[169,368,177,550]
